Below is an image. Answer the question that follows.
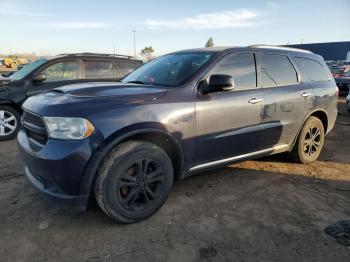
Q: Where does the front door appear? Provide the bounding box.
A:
[195,53,264,166]
[26,59,81,97]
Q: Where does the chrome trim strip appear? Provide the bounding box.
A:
[214,122,281,139]
[189,144,289,172]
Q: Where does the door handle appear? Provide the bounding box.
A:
[248,98,263,104]
[301,92,311,97]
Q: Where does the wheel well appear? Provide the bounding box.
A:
[310,110,328,133]
[0,101,21,113]
[122,132,183,181]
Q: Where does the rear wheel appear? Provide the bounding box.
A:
[94,141,174,223]
[0,105,20,141]
[288,116,325,164]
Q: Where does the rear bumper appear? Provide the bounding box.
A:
[25,167,89,210]
[336,83,349,96]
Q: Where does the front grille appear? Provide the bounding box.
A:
[22,111,48,145]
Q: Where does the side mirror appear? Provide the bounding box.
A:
[197,74,235,94]
[33,73,46,82]
[208,74,235,91]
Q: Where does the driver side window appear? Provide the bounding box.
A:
[42,61,79,82]
[212,53,257,91]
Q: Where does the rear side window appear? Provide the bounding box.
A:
[42,61,79,82]
[257,54,298,87]
[84,60,114,79]
[116,61,139,78]
[213,53,256,90]
[295,57,329,82]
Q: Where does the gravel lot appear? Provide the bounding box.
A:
[0,99,349,262]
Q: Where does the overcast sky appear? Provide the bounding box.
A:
[0,0,349,56]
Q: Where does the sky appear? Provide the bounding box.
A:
[0,0,349,56]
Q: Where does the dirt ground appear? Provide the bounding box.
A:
[0,100,349,262]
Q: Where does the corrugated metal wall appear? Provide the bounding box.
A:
[286,41,350,61]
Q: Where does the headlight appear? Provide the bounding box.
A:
[43,117,95,140]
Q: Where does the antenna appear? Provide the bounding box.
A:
[132,30,136,58]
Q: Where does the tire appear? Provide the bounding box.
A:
[288,116,325,164]
[94,141,174,223]
[0,105,21,141]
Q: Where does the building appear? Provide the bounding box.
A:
[286,41,350,61]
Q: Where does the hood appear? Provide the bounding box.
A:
[0,76,10,86]
[22,82,167,116]
[53,82,166,99]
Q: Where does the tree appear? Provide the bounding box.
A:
[205,37,214,48]
[140,46,154,62]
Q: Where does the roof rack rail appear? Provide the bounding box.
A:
[57,52,136,59]
[248,44,313,54]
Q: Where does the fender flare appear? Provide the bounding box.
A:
[290,108,329,150]
[0,99,21,112]
[79,125,185,196]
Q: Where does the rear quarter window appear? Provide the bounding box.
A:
[295,57,329,82]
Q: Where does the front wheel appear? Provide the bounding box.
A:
[288,116,325,164]
[0,105,20,141]
[94,141,174,223]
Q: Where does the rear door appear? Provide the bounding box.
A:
[26,59,81,97]
[195,53,265,165]
[81,59,117,83]
[257,53,312,149]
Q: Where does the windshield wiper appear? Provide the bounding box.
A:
[126,80,169,88]
[126,80,145,85]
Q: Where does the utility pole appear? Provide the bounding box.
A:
[132,30,136,58]
[300,36,304,48]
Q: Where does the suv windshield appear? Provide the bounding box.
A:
[10,58,48,81]
[122,53,213,87]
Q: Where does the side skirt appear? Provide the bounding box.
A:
[184,144,289,176]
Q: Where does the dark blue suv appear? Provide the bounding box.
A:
[18,46,338,223]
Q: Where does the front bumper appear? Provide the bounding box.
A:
[24,167,89,210]
[17,129,95,209]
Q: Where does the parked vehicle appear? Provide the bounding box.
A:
[340,60,350,67]
[325,60,338,68]
[1,71,15,78]
[330,67,345,78]
[0,53,143,140]
[346,93,350,113]
[335,70,350,96]
[18,46,338,223]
